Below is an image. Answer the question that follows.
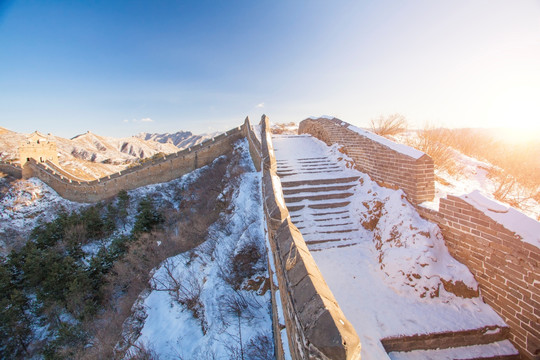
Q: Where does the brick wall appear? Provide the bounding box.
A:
[417,197,540,359]
[20,126,245,203]
[299,117,435,204]
[248,115,361,360]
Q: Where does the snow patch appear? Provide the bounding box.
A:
[348,125,426,159]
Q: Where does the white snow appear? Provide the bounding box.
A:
[126,139,273,359]
[272,134,511,360]
[461,190,540,248]
[348,125,426,159]
[0,178,85,253]
[307,115,336,120]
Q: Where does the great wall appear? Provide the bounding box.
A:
[2,116,538,359]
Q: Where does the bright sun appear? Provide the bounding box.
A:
[488,85,540,142]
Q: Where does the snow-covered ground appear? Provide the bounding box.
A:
[273,134,513,359]
[419,148,539,218]
[0,176,84,254]
[124,140,273,359]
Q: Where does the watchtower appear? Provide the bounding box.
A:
[19,131,59,166]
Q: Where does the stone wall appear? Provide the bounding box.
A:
[243,117,262,172]
[417,198,540,359]
[20,125,245,203]
[299,117,435,204]
[246,115,361,360]
[0,162,22,178]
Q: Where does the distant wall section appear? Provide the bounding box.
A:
[299,117,434,204]
[21,126,245,203]
[0,162,22,178]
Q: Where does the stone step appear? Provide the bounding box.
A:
[381,326,513,353]
[319,228,359,234]
[314,215,351,222]
[297,157,328,161]
[312,210,349,216]
[387,340,520,360]
[287,201,351,212]
[296,160,334,165]
[306,237,353,245]
[301,225,359,237]
[284,191,354,204]
[281,176,359,188]
[297,163,340,168]
[282,183,356,195]
[317,222,355,228]
[302,231,356,243]
[281,170,345,177]
[308,239,359,252]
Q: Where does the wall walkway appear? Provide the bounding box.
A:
[245,116,361,360]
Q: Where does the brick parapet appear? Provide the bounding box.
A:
[299,117,435,204]
[254,115,361,360]
[416,198,540,359]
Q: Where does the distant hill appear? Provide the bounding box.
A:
[135,130,215,149]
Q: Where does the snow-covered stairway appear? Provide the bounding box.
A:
[273,134,361,250]
[271,133,520,359]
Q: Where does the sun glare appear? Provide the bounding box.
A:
[488,85,540,143]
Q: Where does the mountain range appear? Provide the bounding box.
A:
[0,127,213,179]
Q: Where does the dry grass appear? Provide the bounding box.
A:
[271,122,298,135]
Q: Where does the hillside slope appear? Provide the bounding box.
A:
[0,138,272,359]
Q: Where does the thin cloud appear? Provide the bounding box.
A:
[127,118,154,123]
[256,103,265,108]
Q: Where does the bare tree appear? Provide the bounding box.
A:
[223,293,250,360]
[370,113,408,137]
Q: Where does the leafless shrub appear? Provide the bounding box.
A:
[223,293,250,360]
[217,234,263,291]
[150,258,205,329]
[124,342,159,360]
[370,113,408,137]
[408,125,461,176]
[246,332,274,360]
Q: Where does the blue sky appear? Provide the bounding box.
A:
[1,0,539,138]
